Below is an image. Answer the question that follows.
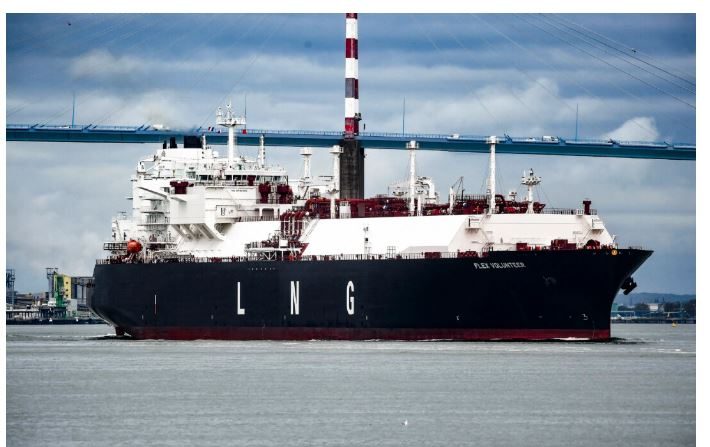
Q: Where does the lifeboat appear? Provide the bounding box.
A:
[126,239,143,254]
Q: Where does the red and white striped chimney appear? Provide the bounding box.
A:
[344,13,360,137]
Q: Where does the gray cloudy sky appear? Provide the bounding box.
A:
[6,13,696,293]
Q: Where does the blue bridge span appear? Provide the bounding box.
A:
[6,124,695,160]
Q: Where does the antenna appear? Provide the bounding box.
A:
[575,103,579,140]
[71,92,76,127]
[402,97,406,134]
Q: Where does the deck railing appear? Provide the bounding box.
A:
[97,251,479,265]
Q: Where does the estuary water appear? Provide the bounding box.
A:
[6,324,695,446]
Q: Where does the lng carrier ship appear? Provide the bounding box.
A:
[89,14,651,341]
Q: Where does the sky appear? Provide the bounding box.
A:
[5,13,697,294]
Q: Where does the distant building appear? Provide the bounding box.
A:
[6,269,16,306]
[12,293,38,309]
[72,277,94,311]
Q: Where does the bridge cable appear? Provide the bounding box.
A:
[520,14,695,110]
[182,14,267,121]
[199,14,287,129]
[8,14,126,56]
[444,16,541,124]
[466,14,578,117]
[33,15,174,125]
[497,14,690,138]
[410,14,503,132]
[520,14,696,136]
[537,14,696,97]
[476,14,659,139]
[36,15,193,126]
[548,14,695,86]
[516,14,695,137]
[8,14,141,120]
[542,14,695,94]
[94,14,228,126]
[65,14,207,126]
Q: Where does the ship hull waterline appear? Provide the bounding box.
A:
[90,249,652,341]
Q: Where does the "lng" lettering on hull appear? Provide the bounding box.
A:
[235,280,357,316]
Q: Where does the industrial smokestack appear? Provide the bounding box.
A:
[344,13,360,137]
[340,13,365,199]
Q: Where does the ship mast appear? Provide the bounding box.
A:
[329,145,342,219]
[301,148,313,180]
[521,168,542,214]
[258,134,266,168]
[487,136,497,214]
[407,140,418,216]
[216,102,246,167]
[299,148,313,199]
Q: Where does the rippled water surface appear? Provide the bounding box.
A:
[6,324,695,446]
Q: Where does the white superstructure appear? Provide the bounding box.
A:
[106,117,616,262]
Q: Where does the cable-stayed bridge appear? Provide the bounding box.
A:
[6,123,695,160]
[7,14,695,164]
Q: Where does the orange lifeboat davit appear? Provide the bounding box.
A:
[126,239,143,254]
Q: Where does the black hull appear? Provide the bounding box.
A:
[89,249,651,341]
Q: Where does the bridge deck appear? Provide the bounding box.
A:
[6,125,695,160]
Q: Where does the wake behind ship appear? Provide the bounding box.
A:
[89,14,651,341]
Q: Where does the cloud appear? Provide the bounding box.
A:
[9,41,695,143]
[5,14,696,294]
[69,49,145,80]
[6,143,149,289]
[601,117,660,142]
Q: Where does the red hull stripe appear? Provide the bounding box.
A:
[345,38,358,59]
[121,327,610,341]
